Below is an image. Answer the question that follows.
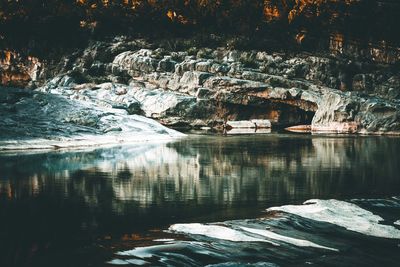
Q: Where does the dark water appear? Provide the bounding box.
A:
[0,134,399,266]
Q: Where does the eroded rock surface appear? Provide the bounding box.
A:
[0,87,184,150]
[3,37,400,134]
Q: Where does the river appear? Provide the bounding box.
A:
[0,133,399,266]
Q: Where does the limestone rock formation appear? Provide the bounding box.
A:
[2,38,400,135]
[0,87,184,150]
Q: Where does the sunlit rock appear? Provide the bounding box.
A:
[0,88,184,150]
[267,199,400,239]
[2,38,400,134]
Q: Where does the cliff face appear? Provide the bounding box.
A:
[329,34,400,64]
[1,37,395,135]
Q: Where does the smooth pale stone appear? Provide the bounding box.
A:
[107,259,149,265]
[226,121,256,128]
[226,120,271,129]
[268,199,400,239]
[227,128,271,135]
[240,226,338,251]
[169,223,279,245]
[226,120,256,129]
[311,122,359,134]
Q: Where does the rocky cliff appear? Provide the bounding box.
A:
[2,37,400,135]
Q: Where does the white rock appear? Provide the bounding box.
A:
[169,223,278,244]
[267,199,400,239]
[226,120,256,129]
[240,226,338,251]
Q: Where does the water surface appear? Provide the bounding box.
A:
[0,134,399,266]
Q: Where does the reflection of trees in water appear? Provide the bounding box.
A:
[0,136,399,210]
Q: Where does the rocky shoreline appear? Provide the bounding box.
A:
[1,37,400,148]
[0,87,184,150]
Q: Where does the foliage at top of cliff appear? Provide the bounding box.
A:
[1,0,400,55]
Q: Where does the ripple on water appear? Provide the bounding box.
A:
[109,197,400,266]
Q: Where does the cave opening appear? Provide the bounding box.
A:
[217,101,316,129]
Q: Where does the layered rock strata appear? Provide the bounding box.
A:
[3,38,400,134]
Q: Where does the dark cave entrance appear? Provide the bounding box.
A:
[218,101,317,129]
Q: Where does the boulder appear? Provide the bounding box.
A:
[226,120,256,129]
[0,88,184,150]
[157,56,177,72]
[178,71,212,94]
[226,120,271,129]
[113,50,158,75]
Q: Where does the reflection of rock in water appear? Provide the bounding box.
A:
[0,136,399,211]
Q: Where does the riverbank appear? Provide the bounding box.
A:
[0,87,184,150]
[1,36,400,151]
